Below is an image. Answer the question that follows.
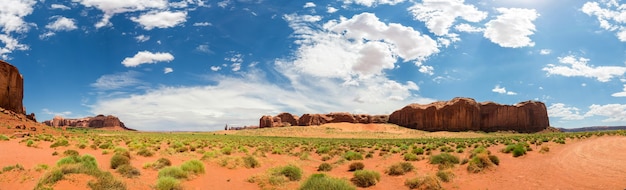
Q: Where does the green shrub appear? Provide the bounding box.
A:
[221,146,233,155]
[503,143,527,157]
[116,164,140,178]
[403,153,419,161]
[87,172,126,190]
[154,158,172,169]
[34,164,49,172]
[348,162,364,171]
[429,153,460,169]
[411,147,424,155]
[26,140,34,147]
[405,175,442,190]
[299,173,356,190]
[386,162,414,176]
[488,155,500,166]
[50,139,69,148]
[201,150,220,160]
[110,154,130,169]
[0,135,9,141]
[317,163,332,172]
[467,153,495,173]
[137,148,154,157]
[351,170,380,187]
[275,164,302,181]
[343,151,363,161]
[63,150,79,157]
[243,155,260,168]
[539,146,550,153]
[158,166,188,179]
[180,159,205,175]
[156,176,182,190]
[436,170,454,182]
[316,147,331,154]
[2,164,24,172]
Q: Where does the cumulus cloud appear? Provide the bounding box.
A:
[409,0,487,36]
[135,35,150,42]
[90,13,437,131]
[543,55,626,82]
[343,0,406,7]
[218,0,231,8]
[548,103,585,120]
[45,16,78,31]
[484,8,539,48]
[226,53,244,72]
[196,44,212,53]
[91,71,143,90]
[585,103,626,122]
[131,11,187,30]
[454,23,483,33]
[122,51,174,67]
[612,84,626,97]
[582,1,626,41]
[327,6,338,13]
[210,66,221,71]
[491,85,517,95]
[51,4,71,10]
[303,2,316,8]
[0,0,35,59]
[73,0,168,28]
[164,67,173,74]
[540,49,552,55]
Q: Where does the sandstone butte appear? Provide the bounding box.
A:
[259,97,550,133]
[0,60,25,115]
[42,115,135,131]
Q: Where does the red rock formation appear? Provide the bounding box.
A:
[328,112,357,123]
[43,115,134,131]
[259,115,274,128]
[388,97,549,132]
[298,114,332,126]
[276,112,299,126]
[368,115,389,123]
[0,60,24,115]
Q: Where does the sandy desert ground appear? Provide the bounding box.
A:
[0,123,624,190]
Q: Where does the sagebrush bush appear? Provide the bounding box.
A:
[63,150,79,157]
[299,173,356,190]
[405,175,442,190]
[116,164,140,178]
[181,159,205,175]
[348,162,364,171]
[275,164,302,181]
[317,163,332,172]
[467,153,495,173]
[110,154,130,169]
[386,162,414,176]
[243,155,261,168]
[158,166,188,179]
[403,153,419,161]
[137,148,154,157]
[351,170,380,187]
[343,151,363,161]
[50,139,69,148]
[156,176,182,190]
[429,153,460,169]
[436,170,454,182]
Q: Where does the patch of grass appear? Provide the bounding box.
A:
[2,164,24,172]
[405,175,442,190]
[156,176,182,190]
[26,140,35,147]
[221,146,233,155]
[429,153,460,169]
[275,164,302,181]
[316,147,331,154]
[436,170,454,182]
[63,149,79,157]
[34,164,49,172]
[348,162,365,171]
[539,145,550,153]
[110,154,130,169]
[87,171,127,190]
[36,155,125,190]
[317,163,332,172]
[299,173,356,190]
[50,139,69,148]
[503,143,527,157]
[386,162,414,176]
[243,155,261,169]
[351,170,380,188]
[136,148,154,157]
[0,135,9,141]
[403,153,419,161]
[158,166,188,180]
[467,153,496,173]
[343,151,363,161]
[201,150,220,160]
[180,159,205,175]
[411,147,424,155]
[217,156,243,169]
[116,164,141,178]
[145,158,172,170]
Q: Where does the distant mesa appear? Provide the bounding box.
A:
[43,115,135,131]
[259,97,550,133]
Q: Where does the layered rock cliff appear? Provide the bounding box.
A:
[43,115,134,131]
[388,97,549,132]
[0,60,24,115]
[259,97,549,133]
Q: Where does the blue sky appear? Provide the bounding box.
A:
[3,0,626,131]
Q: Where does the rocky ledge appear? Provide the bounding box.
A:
[43,115,135,131]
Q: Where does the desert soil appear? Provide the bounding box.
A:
[0,125,624,190]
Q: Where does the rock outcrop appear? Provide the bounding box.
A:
[43,115,134,131]
[388,97,549,132]
[0,60,24,115]
[259,97,549,133]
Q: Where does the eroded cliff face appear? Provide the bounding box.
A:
[388,97,549,132]
[261,97,550,133]
[43,115,134,131]
[0,60,24,115]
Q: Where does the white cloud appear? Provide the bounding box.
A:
[164,67,173,74]
[193,22,212,26]
[540,49,552,55]
[51,4,71,10]
[491,85,517,95]
[548,103,585,120]
[484,8,539,48]
[210,66,221,71]
[454,23,483,33]
[0,34,29,60]
[91,71,143,90]
[90,13,437,131]
[343,0,406,7]
[582,1,626,42]
[39,32,55,40]
[542,55,626,82]
[226,53,243,72]
[612,84,626,97]
[45,16,78,31]
[131,11,187,30]
[218,0,231,8]
[303,2,316,8]
[327,6,338,13]
[0,0,35,59]
[73,0,168,28]
[42,108,73,117]
[585,104,626,122]
[196,44,212,53]
[122,51,174,67]
[408,0,487,36]
[135,35,150,42]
